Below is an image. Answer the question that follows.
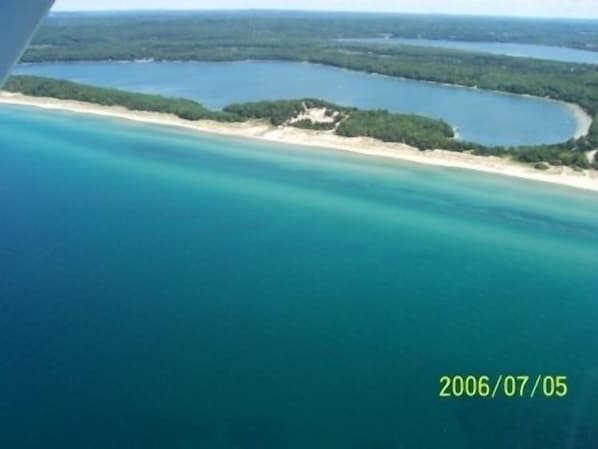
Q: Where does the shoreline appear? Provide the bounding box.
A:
[568,102,593,139]
[1,92,598,193]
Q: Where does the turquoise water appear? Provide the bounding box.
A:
[344,38,598,65]
[1,105,598,448]
[14,61,580,147]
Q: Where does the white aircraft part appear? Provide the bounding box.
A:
[0,0,55,85]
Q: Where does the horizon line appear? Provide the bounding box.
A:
[48,8,598,21]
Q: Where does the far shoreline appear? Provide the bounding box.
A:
[1,92,598,193]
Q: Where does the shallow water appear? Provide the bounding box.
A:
[1,105,598,448]
[14,60,581,147]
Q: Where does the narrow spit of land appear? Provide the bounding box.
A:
[2,92,597,192]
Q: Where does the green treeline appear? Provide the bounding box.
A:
[510,142,595,168]
[4,75,236,122]
[29,12,598,56]
[336,110,454,149]
[4,75,598,169]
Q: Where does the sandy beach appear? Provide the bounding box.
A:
[569,103,594,139]
[1,91,598,193]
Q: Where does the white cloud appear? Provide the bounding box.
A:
[52,0,598,19]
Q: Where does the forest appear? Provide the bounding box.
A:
[4,75,236,121]
[29,12,598,53]
[336,110,454,149]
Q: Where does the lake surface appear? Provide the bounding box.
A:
[14,60,581,147]
[345,38,598,65]
[1,105,598,449]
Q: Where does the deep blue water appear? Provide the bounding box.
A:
[14,60,581,147]
[1,105,598,449]
[343,38,598,65]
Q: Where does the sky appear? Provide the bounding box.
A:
[51,0,598,19]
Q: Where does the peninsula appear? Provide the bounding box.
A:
[3,77,597,192]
